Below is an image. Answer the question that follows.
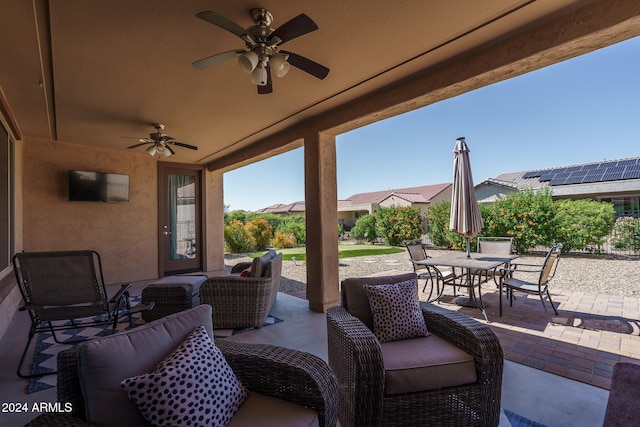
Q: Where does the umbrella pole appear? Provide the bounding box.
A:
[466,237,471,258]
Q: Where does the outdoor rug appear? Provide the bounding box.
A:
[503,409,549,427]
[27,297,283,394]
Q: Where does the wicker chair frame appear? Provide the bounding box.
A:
[327,275,503,427]
[200,254,282,328]
[25,338,338,426]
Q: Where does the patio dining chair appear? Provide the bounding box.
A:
[474,237,514,288]
[404,241,455,299]
[500,243,563,316]
[13,250,154,378]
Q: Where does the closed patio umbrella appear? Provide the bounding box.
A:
[449,137,484,258]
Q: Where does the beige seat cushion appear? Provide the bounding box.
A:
[77,305,214,427]
[381,334,477,394]
[228,391,319,427]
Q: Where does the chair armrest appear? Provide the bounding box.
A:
[109,283,131,304]
[230,262,252,274]
[216,339,338,427]
[420,302,503,405]
[500,263,542,274]
[326,306,384,427]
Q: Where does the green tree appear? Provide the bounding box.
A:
[375,206,424,246]
[224,210,247,225]
[350,214,378,243]
[552,199,615,252]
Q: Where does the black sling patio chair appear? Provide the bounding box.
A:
[13,250,154,378]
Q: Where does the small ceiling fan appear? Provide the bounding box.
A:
[192,8,329,94]
[127,123,197,157]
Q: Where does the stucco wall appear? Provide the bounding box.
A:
[22,137,158,285]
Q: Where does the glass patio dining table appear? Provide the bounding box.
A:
[414,252,518,322]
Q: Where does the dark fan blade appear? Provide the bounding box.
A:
[281,51,329,80]
[169,141,198,151]
[269,14,317,44]
[196,11,255,44]
[127,142,149,149]
[165,145,176,155]
[258,65,273,94]
[193,50,243,70]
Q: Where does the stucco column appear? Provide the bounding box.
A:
[205,169,225,274]
[304,132,340,312]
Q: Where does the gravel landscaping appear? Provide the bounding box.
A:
[225,248,640,298]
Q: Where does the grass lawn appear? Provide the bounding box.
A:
[252,244,405,261]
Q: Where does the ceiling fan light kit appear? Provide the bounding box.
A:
[127,123,198,157]
[193,8,329,94]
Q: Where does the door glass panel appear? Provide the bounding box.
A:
[167,174,196,260]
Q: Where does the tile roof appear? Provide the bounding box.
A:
[345,183,451,205]
[494,157,640,189]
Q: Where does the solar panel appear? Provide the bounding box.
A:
[626,164,640,172]
[554,172,571,179]
[538,175,554,182]
[602,171,624,181]
[522,171,541,179]
[611,165,627,174]
[581,171,605,183]
[564,176,584,185]
[569,170,587,177]
[617,159,638,167]
[580,164,599,170]
[565,166,583,173]
[549,177,568,186]
[622,169,640,179]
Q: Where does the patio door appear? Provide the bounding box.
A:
[158,164,203,275]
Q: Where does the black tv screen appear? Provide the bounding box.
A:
[68,171,130,202]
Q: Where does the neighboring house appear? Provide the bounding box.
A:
[255,202,306,216]
[475,157,640,218]
[256,183,452,230]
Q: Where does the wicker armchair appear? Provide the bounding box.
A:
[201,252,282,328]
[26,306,338,427]
[327,273,503,427]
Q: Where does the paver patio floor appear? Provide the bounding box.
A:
[431,287,640,390]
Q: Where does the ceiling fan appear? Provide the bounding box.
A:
[127,123,197,157]
[192,8,329,94]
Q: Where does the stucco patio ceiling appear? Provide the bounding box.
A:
[1,0,639,168]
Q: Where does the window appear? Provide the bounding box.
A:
[0,118,14,269]
[600,196,640,219]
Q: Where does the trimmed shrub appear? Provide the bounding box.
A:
[552,199,615,252]
[375,206,424,246]
[480,189,555,253]
[611,216,640,253]
[350,214,378,243]
[245,218,273,251]
[224,220,255,253]
[278,217,306,246]
[425,201,466,249]
[272,231,297,249]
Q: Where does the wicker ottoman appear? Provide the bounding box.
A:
[141,275,208,322]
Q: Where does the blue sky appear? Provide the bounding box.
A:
[224,36,640,212]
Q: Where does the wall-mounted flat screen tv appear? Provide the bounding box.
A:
[68,170,130,202]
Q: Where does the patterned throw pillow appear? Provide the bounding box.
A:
[121,325,248,427]
[363,279,429,343]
